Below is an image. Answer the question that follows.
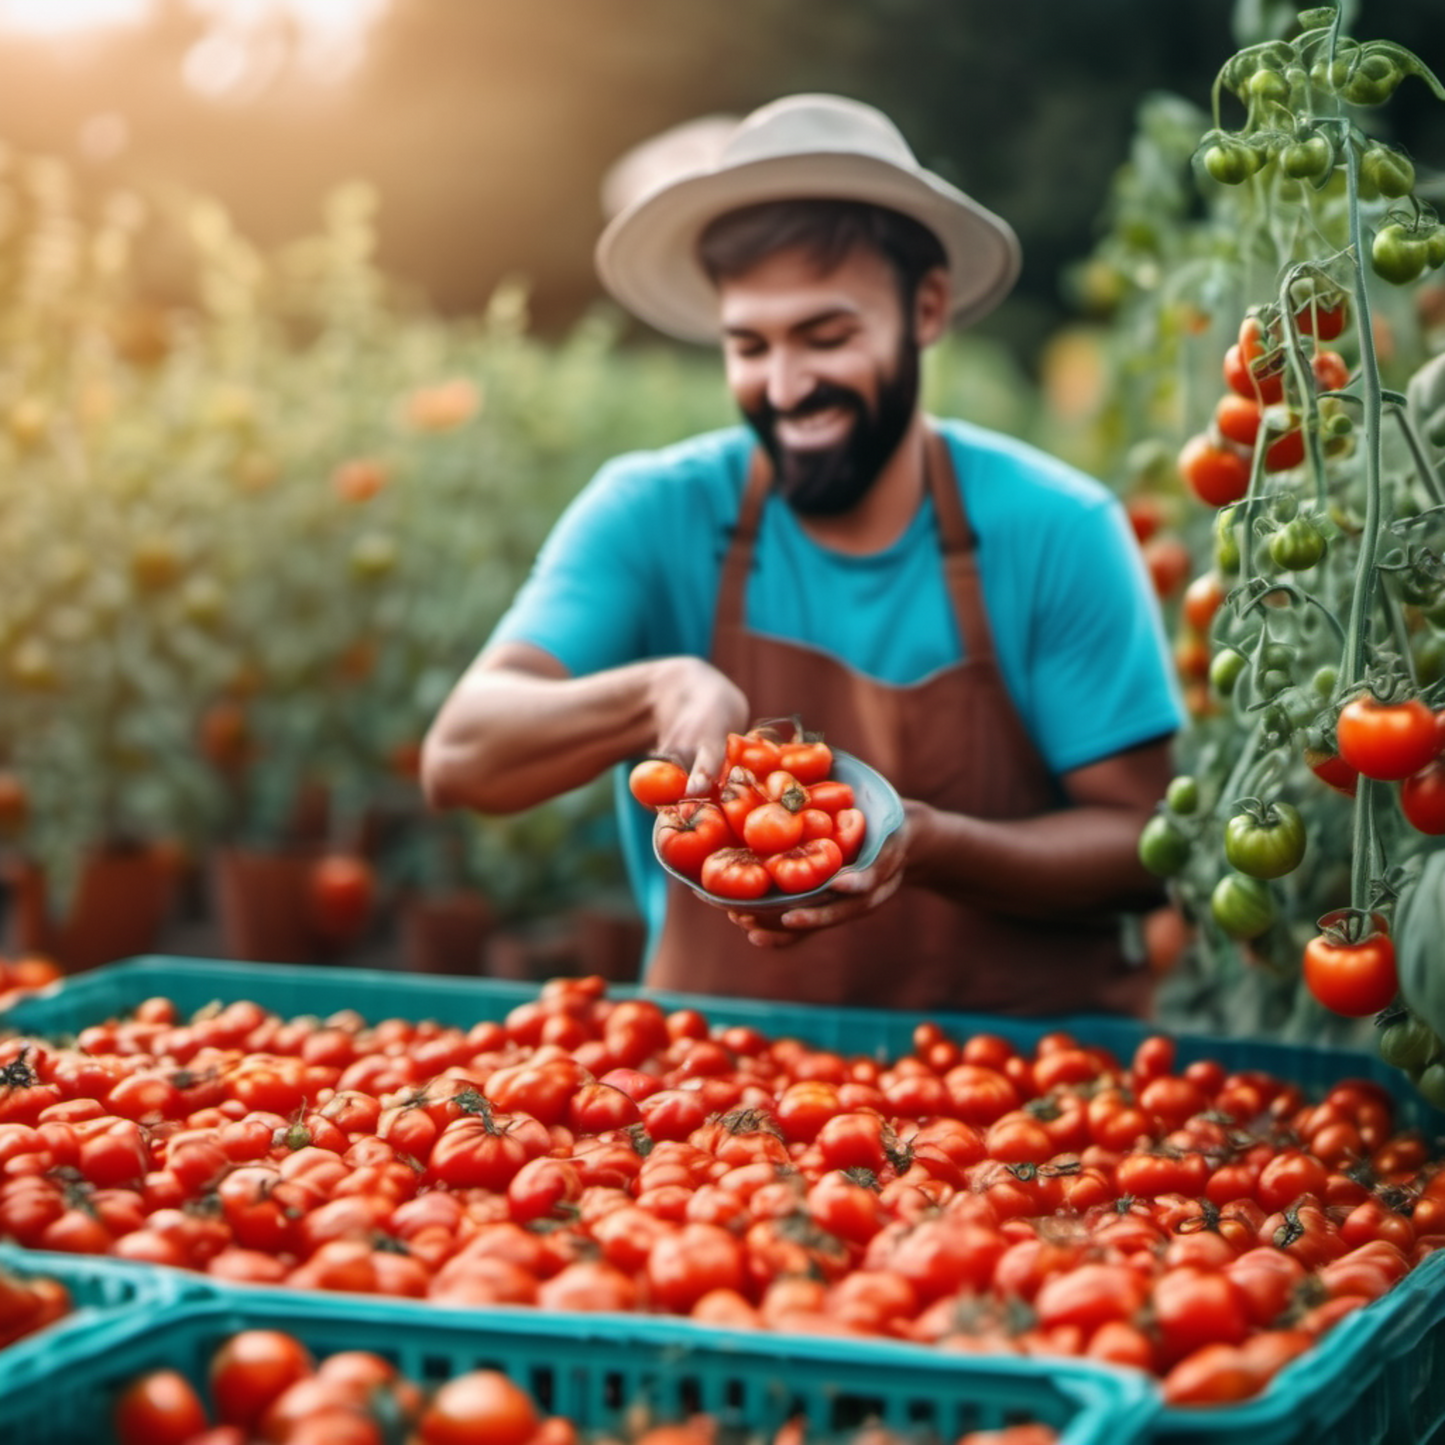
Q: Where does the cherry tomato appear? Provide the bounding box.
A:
[628,758,689,808]
[417,1370,539,1445]
[113,1369,210,1445]
[306,854,376,943]
[1179,433,1251,507]
[1400,759,1445,834]
[209,1329,315,1430]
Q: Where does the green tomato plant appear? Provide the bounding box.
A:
[1122,1,1445,1088]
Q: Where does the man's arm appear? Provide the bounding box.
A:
[728,735,1174,944]
[421,641,751,815]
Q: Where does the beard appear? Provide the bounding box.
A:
[742,340,920,518]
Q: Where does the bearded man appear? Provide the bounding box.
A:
[422,95,1183,1015]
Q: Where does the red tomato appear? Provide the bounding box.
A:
[209,1329,315,1430]
[777,738,833,784]
[1143,535,1191,598]
[1214,392,1262,447]
[113,1369,210,1445]
[725,729,783,775]
[416,1370,540,1445]
[1303,926,1398,1017]
[1295,296,1348,340]
[765,837,844,893]
[1181,573,1226,633]
[1311,349,1351,392]
[1263,424,1305,472]
[1401,758,1445,833]
[628,758,689,808]
[1178,433,1251,507]
[306,854,376,943]
[655,800,733,879]
[741,800,806,856]
[699,847,772,901]
[1336,696,1441,781]
[804,779,855,815]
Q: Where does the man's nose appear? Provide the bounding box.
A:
[765,350,814,414]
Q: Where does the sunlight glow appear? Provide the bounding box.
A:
[0,0,151,35]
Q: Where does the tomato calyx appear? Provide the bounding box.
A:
[1314,907,1390,950]
[0,1048,38,1090]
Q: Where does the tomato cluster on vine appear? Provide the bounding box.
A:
[2,978,1443,1412]
[630,726,868,900]
[1178,305,1352,511]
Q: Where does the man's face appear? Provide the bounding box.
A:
[716,245,921,516]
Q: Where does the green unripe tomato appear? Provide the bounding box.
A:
[1416,1061,1445,1110]
[1311,664,1340,701]
[1138,813,1191,878]
[1210,647,1248,696]
[1166,775,1201,816]
[1360,145,1415,200]
[1210,872,1277,939]
[350,532,398,580]
[1214,509,1242,575]
[1378,1013,1441,1074]
[1224,800,1307,879]
[1372,223,1429,286]
[1203,140,1264,186]
[1269,517,1327,571]
[1342,51,1403,107]
[1281,134,1334,181]
[1248,67,1292,104]
[1427,228,1445,271]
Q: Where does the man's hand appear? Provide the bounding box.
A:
[720,802,924,948]
[646,656,751,794]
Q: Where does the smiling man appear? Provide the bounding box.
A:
[422,95,1185,1016]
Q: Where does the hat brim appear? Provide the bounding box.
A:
[595,151,1022,345]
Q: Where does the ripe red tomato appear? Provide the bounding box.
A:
[655,800,733,880]
[725,729,783,776]
[1214,393,1262,447]
[777,738,833,784]
[113,1369,210,1445]
[209,1329,315,1430]
[1311,349,1351,392]
[1224,340,1285,404]
[1336,696,1441,781]
[741,800,806,856]
[1142,535,1191,598]
[1400,758,1445,833]
[1303,926,1398,1017]
[306,854,376,943]
[417,1370,540,1445]
[765,837,843,893]
[628,758,689,808]
[699,847,772,901]
[1178,433,1251,507]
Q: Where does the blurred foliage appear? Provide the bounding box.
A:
[1044,0,1445,1061]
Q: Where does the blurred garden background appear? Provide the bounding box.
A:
[0,0,1443,1013]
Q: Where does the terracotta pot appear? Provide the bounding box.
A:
[6,843,179,974]
[211,845,340,964]
[398,890,494,975]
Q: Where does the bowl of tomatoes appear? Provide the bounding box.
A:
[646,743,905,912]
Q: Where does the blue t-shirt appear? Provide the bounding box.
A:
[488,419,1185,952]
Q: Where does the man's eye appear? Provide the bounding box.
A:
[809,333,850,350]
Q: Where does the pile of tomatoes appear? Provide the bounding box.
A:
[105,1324,1057,1445]
[0,1255,71,1348]
[630,727,869,901]
[1177,296,1351,510]
[1,975,1442,1413]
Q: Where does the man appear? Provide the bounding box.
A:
[422,95,1184,1015]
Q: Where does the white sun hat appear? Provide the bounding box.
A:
[595,93,1022,345]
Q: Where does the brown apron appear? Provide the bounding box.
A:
[646,427,1151,1017]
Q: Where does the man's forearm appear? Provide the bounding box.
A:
[904,801,1163,920]
[422,660,665,814]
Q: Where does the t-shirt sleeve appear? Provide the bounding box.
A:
[486,455,661,676]
[1024,494,1186,775]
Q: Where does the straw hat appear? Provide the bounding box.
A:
[595,94,1022,344]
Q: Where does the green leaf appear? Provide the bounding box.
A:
[1396,851,1445,1046]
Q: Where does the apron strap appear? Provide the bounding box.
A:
[924,423,997,667]
[713,426,1000,670]
[711,446,771,671]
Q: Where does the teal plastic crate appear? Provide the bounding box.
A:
[0,1244,194,1397]
[3,954,1441,1131]
[0,1288,1158,1445]
[1149,1245,1445,1445]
